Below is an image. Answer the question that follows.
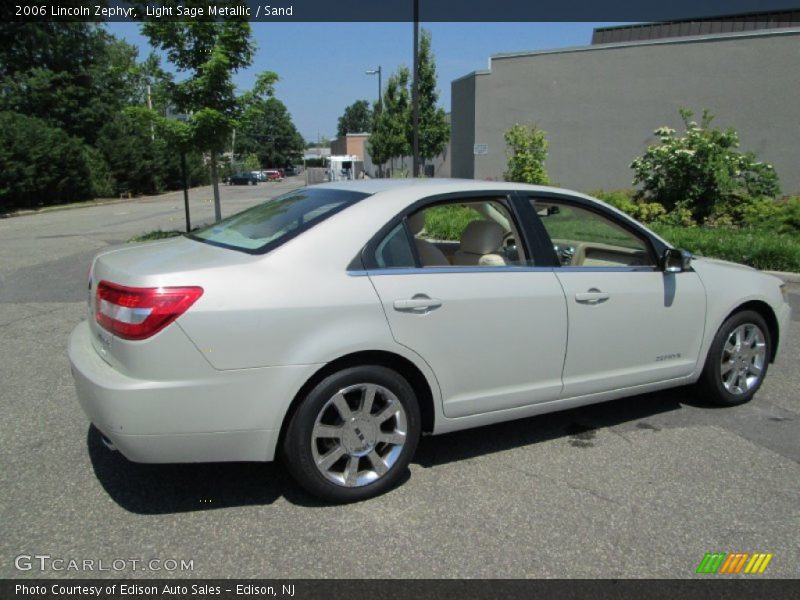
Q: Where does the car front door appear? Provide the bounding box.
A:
[528,196,706,398]
[363,194,567,419]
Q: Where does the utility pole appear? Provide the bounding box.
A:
[366,66,383,177]
[412,0,420,178]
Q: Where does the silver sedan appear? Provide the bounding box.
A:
[69,180,791,502]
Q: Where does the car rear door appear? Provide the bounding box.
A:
[363,193,568,419]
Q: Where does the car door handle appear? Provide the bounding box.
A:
[575,290,610,304]
[393,295,443,312]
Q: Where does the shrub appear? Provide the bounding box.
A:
[651,224,800,272]
[504,123,549,184]
[592,190,666,224]
[84,146,115,198]
[631,109,780,222]
[779,196,800,232]
[593,190,636,214]
[0,111,97,209]
[655,206,695,228]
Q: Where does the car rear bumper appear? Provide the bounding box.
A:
[68,321,318,463]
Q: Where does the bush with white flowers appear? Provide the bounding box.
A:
[630,109,780,223]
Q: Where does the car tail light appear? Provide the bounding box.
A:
[95,281,203,340]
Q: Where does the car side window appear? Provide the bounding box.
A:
[532,199,655,268]
[374,222,416,268]
[407,199,529,267]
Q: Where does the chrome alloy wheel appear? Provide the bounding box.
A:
[720,323,767,395]
[311,383,408,487]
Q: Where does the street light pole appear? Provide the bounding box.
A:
[366,66,382,113]
[412,0,420,178]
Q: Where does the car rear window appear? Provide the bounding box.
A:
[189,188,369,254]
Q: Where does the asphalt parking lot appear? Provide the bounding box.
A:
[0,180,798,579]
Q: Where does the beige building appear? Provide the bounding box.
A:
[330,133,368,160]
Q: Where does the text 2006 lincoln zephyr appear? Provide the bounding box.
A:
[69,179,791,502]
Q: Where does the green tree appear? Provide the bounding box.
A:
[242,153,261,172]
[414,29,450,169]
[0,23,139,145]
[368,67,411,175]
[96,109,162,196]
[631,108,780,222]
[337,100,373,136]
[0,112,100,209]
[503,123,550,184]
[238,95,305,168]
[366,103,390,174]
[142,11,256,221]
[129,52,174,116]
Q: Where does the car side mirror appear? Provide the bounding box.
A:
[661,248,692,273]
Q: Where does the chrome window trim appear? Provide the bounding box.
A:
[347,265,658,277]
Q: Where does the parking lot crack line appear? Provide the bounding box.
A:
[510,465,622,507]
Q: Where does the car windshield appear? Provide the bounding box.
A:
[190,187,369,253]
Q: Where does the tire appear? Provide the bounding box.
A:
[696,310,771,406]
[282,365,421,503]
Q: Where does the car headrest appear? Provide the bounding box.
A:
[460,220,504,255]
[407,212,425,235]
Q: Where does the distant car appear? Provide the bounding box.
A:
[228,172,258,185]
[252,170,267,182]
[265,169,283,181]
[69,180,791,502]
[284,166,297,176]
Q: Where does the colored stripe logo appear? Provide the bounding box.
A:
[696,552,773,574]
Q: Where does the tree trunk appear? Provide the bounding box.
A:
[210,151,221,222]
[181,151,191,232]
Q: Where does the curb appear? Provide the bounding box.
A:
[0,197,137,219]
[764,270,800,283]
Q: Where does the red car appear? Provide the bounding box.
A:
[265,169,283,181]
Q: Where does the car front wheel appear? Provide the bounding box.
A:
[697,310,771,406]
[282,365,421,502]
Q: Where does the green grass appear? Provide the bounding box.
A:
[536,204,645,250]
[651,224,800,272]
[128,229,186,243]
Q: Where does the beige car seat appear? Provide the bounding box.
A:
[407,212,450,267]
[453,220,506,266]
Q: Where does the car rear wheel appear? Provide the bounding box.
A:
[696,310,771,406]
[282,365,421,502]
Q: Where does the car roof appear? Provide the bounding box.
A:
[312,178,570,196]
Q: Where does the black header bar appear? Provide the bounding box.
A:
[4,0,800,23]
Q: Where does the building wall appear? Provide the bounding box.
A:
[330,134,368,159]
[451,29,800,193]
[451,73,478,179]
[592,11,800,44]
